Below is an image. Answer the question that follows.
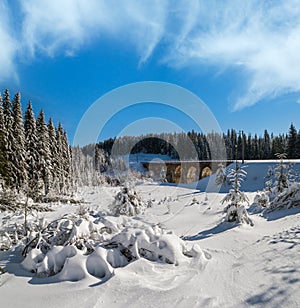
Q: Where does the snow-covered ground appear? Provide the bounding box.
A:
[1,161,300,307]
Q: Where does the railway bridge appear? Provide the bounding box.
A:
[141,160,233,184]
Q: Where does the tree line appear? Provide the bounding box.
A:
[0,89,72,200]
[96,124,300,161]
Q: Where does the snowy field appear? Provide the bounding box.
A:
[1,161,300,307]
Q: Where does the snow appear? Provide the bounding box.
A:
[193,160,300,193]
[1,161,300,307]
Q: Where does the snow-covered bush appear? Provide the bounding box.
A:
[253,191,269,208]
[109,185,145,216]
[253,155,298,212]
[266,183,300,212]
[190,197,199,205]
[248,191,270,214]
[0,207,49,251]
[221,162,253,226]
[108,224,191,265]
[20,212,206,282]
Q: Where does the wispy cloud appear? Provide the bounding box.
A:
[1,0,300,109]
[167,0,300,110]
[20,0,167,64]
[0,0,18,83]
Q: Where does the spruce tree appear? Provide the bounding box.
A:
[62,129,72,193]
[221,146,253,225]
[24,102,40,198]
[36,110,52,196]
[287,123,297,158]
[47,118,59,195]
[296,131,300,159]
[0,94,8,186]
[11,92,27,192]
[274,153,289,193]
[56,123,72,194]
[2,89,14,188]
[262,130,271,159]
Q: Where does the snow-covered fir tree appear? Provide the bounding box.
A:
[56,123,72,194]
[0,90,73,202]
[0,94,9,188]
[24,101,40,198]
[1,89,14,188]
[287,124,297,159]
[62,130,72,193]
[95,147,110,173]
[36,110,52,196]
[47,118,61,196]
[110,185,145,216]
[274,153,290,193]
[72,146,106,187]
[221,154,253,225]
[11,92,27,192]
[215,163,227,186]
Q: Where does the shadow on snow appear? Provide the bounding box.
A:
[183,221,238,241]
[262,206,300,221]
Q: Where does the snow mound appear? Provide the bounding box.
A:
[109,225,190,265]
[21,212,206,282]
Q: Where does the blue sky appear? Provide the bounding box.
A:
[1,0,300,145]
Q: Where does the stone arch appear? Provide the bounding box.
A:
[201,166,212,178]
[186,166,197,183]
[174,165,182,183]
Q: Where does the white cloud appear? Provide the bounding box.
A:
[20,0,167,63]
[0,1,18,83]
[2,0,300,110]
[165,0,300,110]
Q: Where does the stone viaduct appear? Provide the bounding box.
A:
[141,160,232,184]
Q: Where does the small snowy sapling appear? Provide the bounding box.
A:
[215,163,227,186]
[110,185,145,216]
[221,157,253,225]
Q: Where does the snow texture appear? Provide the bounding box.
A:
[1,160,300,308]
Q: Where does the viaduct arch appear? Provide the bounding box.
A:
[141,160,232,184]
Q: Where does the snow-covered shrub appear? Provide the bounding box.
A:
[147,199,154,208]
[109,186,145,216]
[266,183,300,212]
[0,208,46,251]
[248,191,270,214]
[108,224,192,265]
[20,212,206,282]
[190,197,199,205]
[76,204,90,220]
[22,214,100,256]
[253,191,269,208]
